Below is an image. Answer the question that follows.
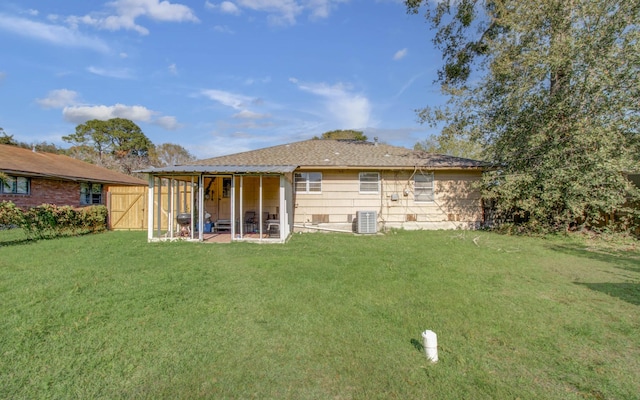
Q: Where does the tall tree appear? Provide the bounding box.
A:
[151,143,196,167]
[0,128,17,145]
[314,130,368,141]
[406,0,640,232]
[415,127,484,160]
[63,118,154,174]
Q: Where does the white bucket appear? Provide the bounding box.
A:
[422,330,438,363]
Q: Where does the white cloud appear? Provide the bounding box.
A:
[119,52,129,58]
[290,78,371,129]
[26,9,39,16]
[201,89,256,110]
[87,66,134,79]
[62,103,181,131]
[220,1,242,15]
[213,25,234,34]
[36,89,80,109]
[153,115,181,130]
[67,0,199,35]
[63,104,156,123]
[393,48,408,60]
[168,63,178,75]
[205,0,349,25]
[306,0,345,19]
[232,110,271,119]
[0,13,110,52]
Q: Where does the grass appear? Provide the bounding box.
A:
[1,229,639,399]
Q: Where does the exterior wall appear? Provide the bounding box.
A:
[0,177,93,209]
[292,169,483,232]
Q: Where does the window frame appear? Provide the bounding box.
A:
[294,172,322,194]
[0,175,30,195]
[80,182,103,205]
[359,172,380,194]
[414,172,434,203]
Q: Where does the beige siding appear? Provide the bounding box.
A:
[292,169,483,231]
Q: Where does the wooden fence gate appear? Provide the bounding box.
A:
[107,186,148,230]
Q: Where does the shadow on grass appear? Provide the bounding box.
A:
[574,282,640,306]
[410,338,424,353]
[0,237,35,247]
[547,243,640,274]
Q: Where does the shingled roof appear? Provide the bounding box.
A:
[0,144,146,185]
[193,139,485,170]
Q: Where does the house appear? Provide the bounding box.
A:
[0,144,146,223]
[138,139,486,243]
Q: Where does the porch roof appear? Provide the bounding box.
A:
[138,164,297,175]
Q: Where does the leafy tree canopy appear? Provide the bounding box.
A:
[63,118,154,175]
[151,143,196,167]
[63,118,152,158]
[406,0,640,233]
[415,126,484,160]
[1,127,63,153]
[314,130,368,141]
[0,128,16,145]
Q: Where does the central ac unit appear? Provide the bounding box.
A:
[356,211,377,234]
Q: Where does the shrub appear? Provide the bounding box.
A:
[0,201,24,228]
[20,204,108,239]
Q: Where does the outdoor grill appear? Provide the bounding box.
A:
[177,213,191,236]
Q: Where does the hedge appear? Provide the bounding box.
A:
[0,201,108,239]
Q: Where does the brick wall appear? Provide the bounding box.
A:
[0,177,101,210]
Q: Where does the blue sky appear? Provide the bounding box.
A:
[0,0,444,158]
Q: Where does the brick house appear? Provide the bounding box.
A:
[0,144,146,211]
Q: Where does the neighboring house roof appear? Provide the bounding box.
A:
[0,144,146,185]
[195,139,485,169]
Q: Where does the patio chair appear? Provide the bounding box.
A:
[244,211,257,233]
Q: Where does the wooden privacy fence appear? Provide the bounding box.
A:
[107,184,195,231]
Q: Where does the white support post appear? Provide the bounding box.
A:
[168,178,174,238]
[156,178,163,239]
[239,176,244,238]
[259,175,264,242]
[279,175,287,240]
[197,175,203,241]
[230,175,236,239]
[147,175,155,241]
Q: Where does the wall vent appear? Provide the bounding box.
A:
[356,211,377,234]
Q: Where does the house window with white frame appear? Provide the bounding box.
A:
[295,172,322,193]
[359,172,380,193]
[80,182,103,205]
[1,176,30,195]
[414,172,434,202]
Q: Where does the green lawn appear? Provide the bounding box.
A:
[1,230,639,399]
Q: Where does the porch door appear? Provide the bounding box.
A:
[217,177,232,220]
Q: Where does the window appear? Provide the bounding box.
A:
[1,176,30,194]
[80,183,103,205]
[414,172,434,202]
[222,178,231,198]
[295,172,322,193]
[359,172,380,193]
